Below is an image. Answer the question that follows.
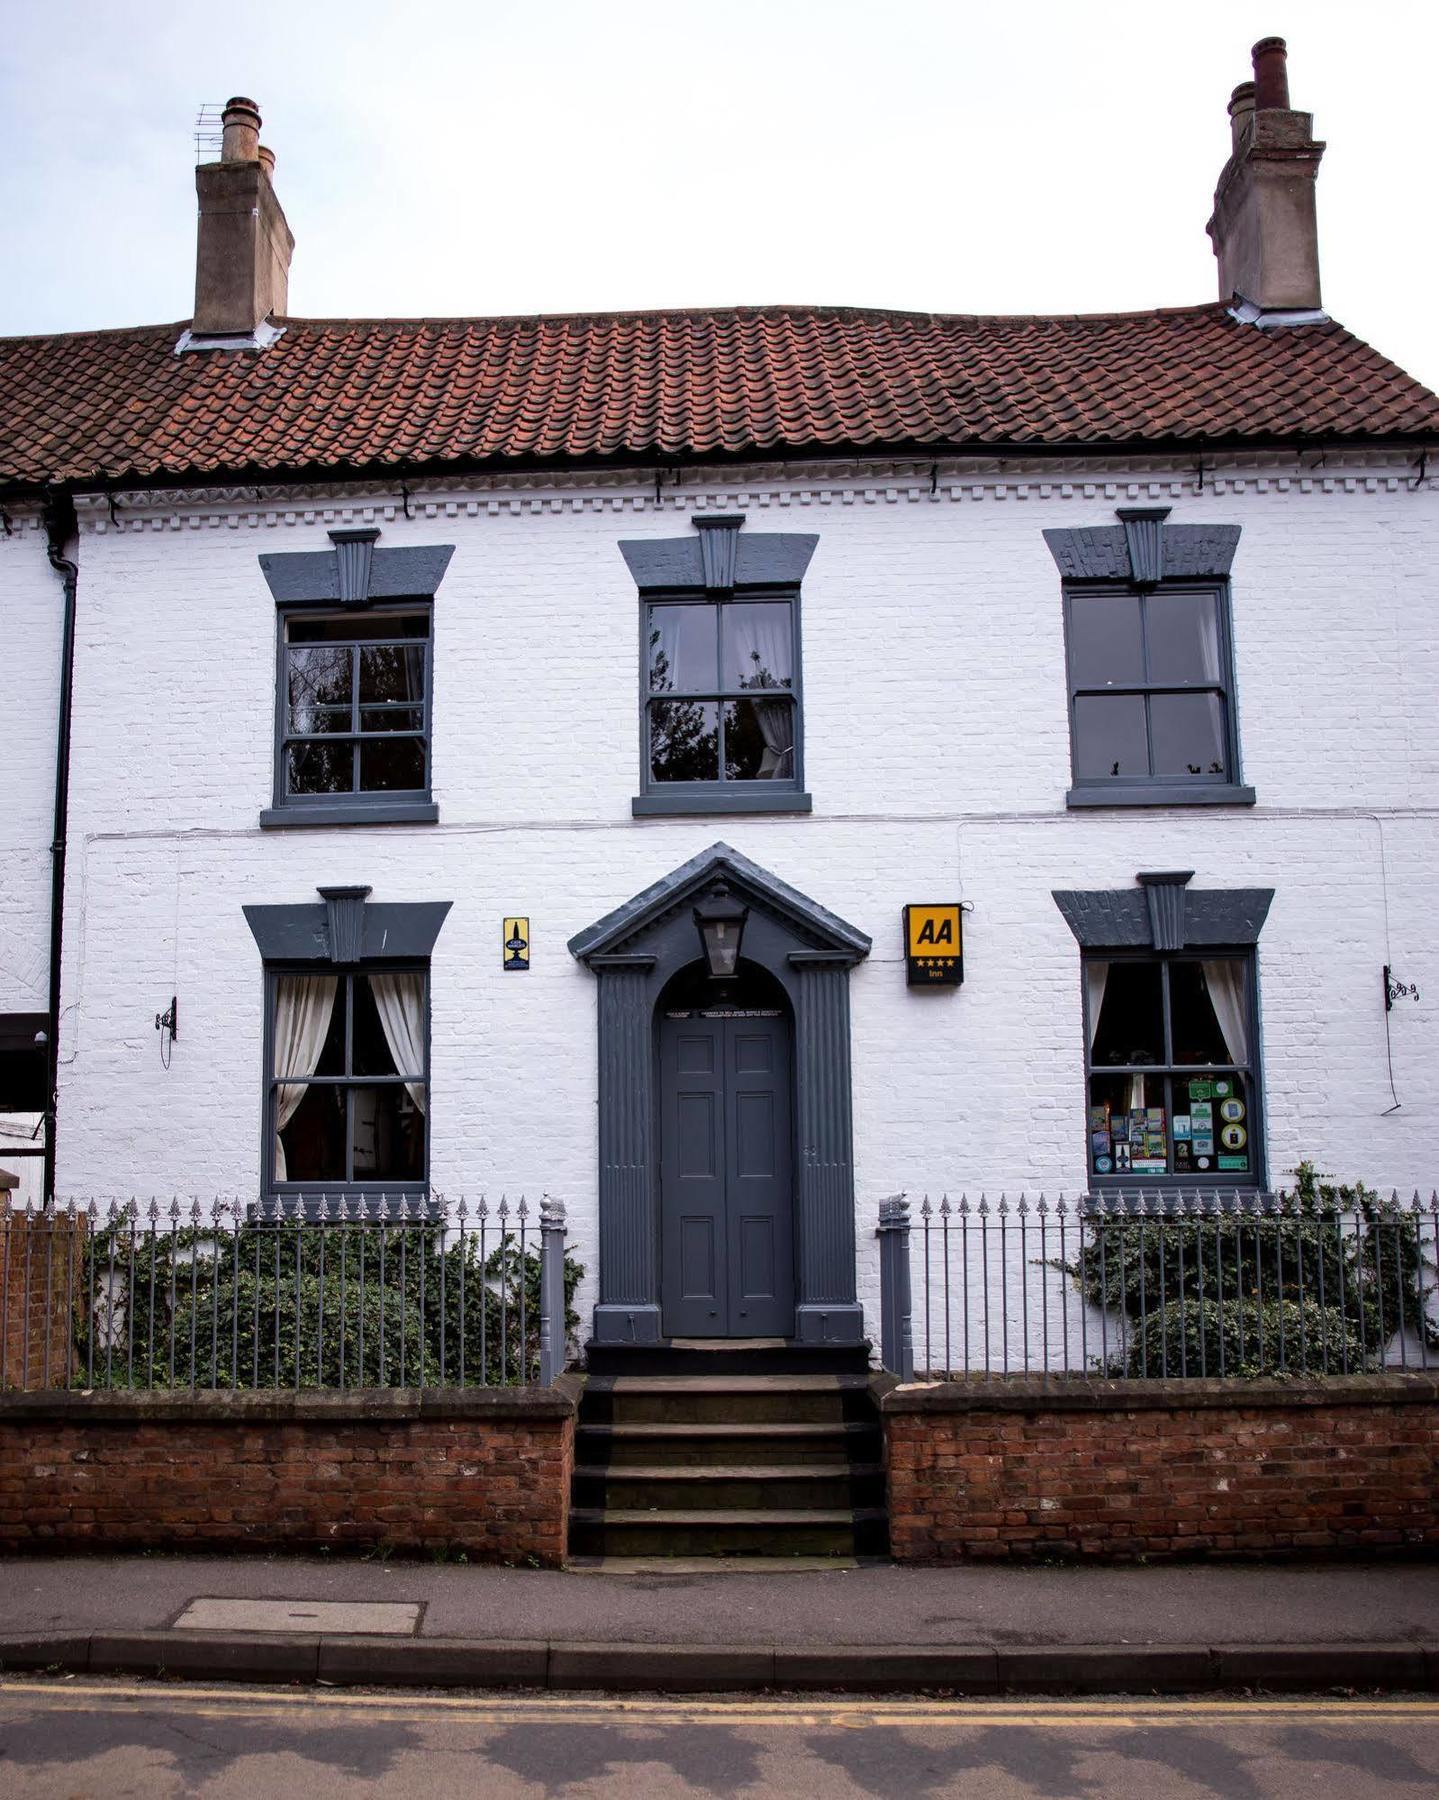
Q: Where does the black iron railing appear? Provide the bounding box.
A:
[877,1187,1439,1382]
[0,1194,575,1393]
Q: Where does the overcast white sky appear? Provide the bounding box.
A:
[3,0,1437,389]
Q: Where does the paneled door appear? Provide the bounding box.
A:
[659,1009,794,1337]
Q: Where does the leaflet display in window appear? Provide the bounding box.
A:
[1084,955,1255,1181]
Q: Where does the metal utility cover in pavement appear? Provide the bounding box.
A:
[174,1598,422,1635]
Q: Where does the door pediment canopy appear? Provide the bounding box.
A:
[569,842,871,967]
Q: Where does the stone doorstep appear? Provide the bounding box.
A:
[3,1633,1438,1695]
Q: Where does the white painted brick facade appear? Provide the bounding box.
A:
[28,460,1439,1337]
[0,520,62,1013]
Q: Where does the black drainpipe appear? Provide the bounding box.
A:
[41,490,78,1208]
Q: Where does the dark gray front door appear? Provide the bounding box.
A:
[659,1010,794,1338]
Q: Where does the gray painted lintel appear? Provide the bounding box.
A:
[618,532,819,592]
[1052,885,1274,950]
[242,899,453,963]
[1043,523,1242,583]
[258,544,456,605]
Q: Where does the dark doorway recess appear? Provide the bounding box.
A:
[657,961,794,1338]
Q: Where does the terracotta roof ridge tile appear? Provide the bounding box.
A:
[1,300,1243,351]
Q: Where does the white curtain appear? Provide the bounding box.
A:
[273,975,338,1181]
[751,699,794,779]
[1194,597,1222,683]
[1085,961,1109,1051]
[731,606,794,778]
[1202,959,1249,1066]
[370,972,427,1113]
[730,607,792,692]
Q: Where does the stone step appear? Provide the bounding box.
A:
[572,1463,884,1512]
[575,1421,881,1467]
[581,1374,872,1426]
[568,1372,889,1560]
[567,1506,886,1559]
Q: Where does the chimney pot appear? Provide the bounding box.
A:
[220,96,261,163]
[257,144,276,179]
[1251,36,1290,110]
[1228,81,1256,151]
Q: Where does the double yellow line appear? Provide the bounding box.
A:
[4,1682,1439,1729]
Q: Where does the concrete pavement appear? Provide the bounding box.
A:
[3,1555,1439,1694]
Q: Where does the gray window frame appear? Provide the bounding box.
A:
[261,599,439,829]
[259,959,432,1213]
[1063,577,1254,808]
[634,582,811,817]
[1082,945,1265,1192]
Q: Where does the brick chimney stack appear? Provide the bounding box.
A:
[1207,38,1325,315]
[192,96,294,337]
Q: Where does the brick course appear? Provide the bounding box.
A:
[883,1374,1439,1563]
[0,1386,576,1564]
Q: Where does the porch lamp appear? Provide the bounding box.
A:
[693,882,749,980]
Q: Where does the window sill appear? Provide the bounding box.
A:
[1065,783,1256,810]
[632,790,812,818]
[260,800,440,830]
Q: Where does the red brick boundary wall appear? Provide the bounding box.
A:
[882,1374,1439,1563]
[0,1382,578,1565]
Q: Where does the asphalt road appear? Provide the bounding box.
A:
[2,1680,1439,1798]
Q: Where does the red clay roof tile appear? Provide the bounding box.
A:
[2,302,1437,491]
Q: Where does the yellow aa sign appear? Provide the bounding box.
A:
[906,906,960,958]
[904,904,964,987]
